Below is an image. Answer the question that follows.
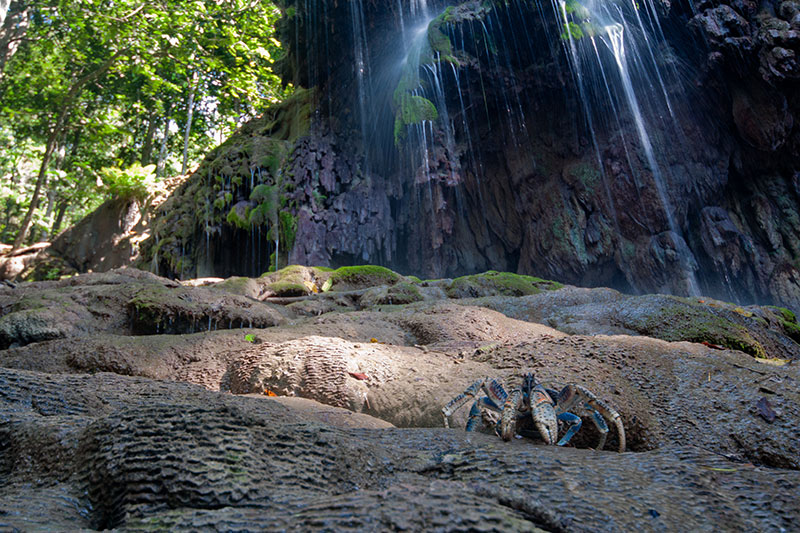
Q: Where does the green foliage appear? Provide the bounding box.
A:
[99,163,159,202]
[0,0,291,246]
[244,333,256,343]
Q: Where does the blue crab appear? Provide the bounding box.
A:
[442,373,626,452]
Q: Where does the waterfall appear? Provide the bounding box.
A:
[280,0,710,294]
[350,0,373,176]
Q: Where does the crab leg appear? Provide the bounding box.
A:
[558,384,626,452]
[442,378,487,428]
[467,397,503,432]
[588,408,610,451]
[555,412,582,446]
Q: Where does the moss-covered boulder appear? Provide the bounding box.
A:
[258,265,333,297]
[766,306,800,344]
[207,276,260,298]
[359,282,424,307]
[615,295,776,358]
[446,270,563,298]
[324,265,403,291]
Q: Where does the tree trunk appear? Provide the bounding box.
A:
[0,0,11,26]
[156,103,172,178]
[0,3,29,80]
[181,71,199,175]
[13,48,127,249]
[40,189,55,241]
[141,111,157,165]
[51,200,68,236]
[12,114,67,248]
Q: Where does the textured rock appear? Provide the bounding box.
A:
[1,366,798,531]
[2,269,800,530]
[0,268,288,349]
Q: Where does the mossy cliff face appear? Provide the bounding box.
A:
[140,89,315,278]
[143,0,800,310]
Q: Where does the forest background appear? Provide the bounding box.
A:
[0,0,289,249]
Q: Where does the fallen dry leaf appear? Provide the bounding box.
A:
[701,341,725,350]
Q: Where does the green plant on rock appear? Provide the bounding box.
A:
[627,297,768,358]
[98,163,161,203]
[387,282,423,304]
[559,0,596,41]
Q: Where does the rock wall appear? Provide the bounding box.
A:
[140,0,800,309]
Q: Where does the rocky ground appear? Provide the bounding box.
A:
[1,266,799,531]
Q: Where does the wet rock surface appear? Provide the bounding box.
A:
[1,269,799,531]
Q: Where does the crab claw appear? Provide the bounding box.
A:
[531,386,558,445]
[499,390,522,441]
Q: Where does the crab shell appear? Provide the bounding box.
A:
[531,386,558,444]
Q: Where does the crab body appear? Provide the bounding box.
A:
[442,373,626,452]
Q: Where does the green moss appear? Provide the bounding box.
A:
[627,297,767,358]
[266,282,308,297]
[446,270,564,298]
[387,282,423,304]
[328,265,403,290]
[766,306,800,344]
[401,95,438,125]
[394,94,439,146]
[394,115,407,145]
[311,190,327,205]
[561,21,584,40]
[212,276,253,296]
[279,210,297,250]
[767,305,797,323]
[226,205,251,230]
[259,265,332,295]
[428,24,454,57]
